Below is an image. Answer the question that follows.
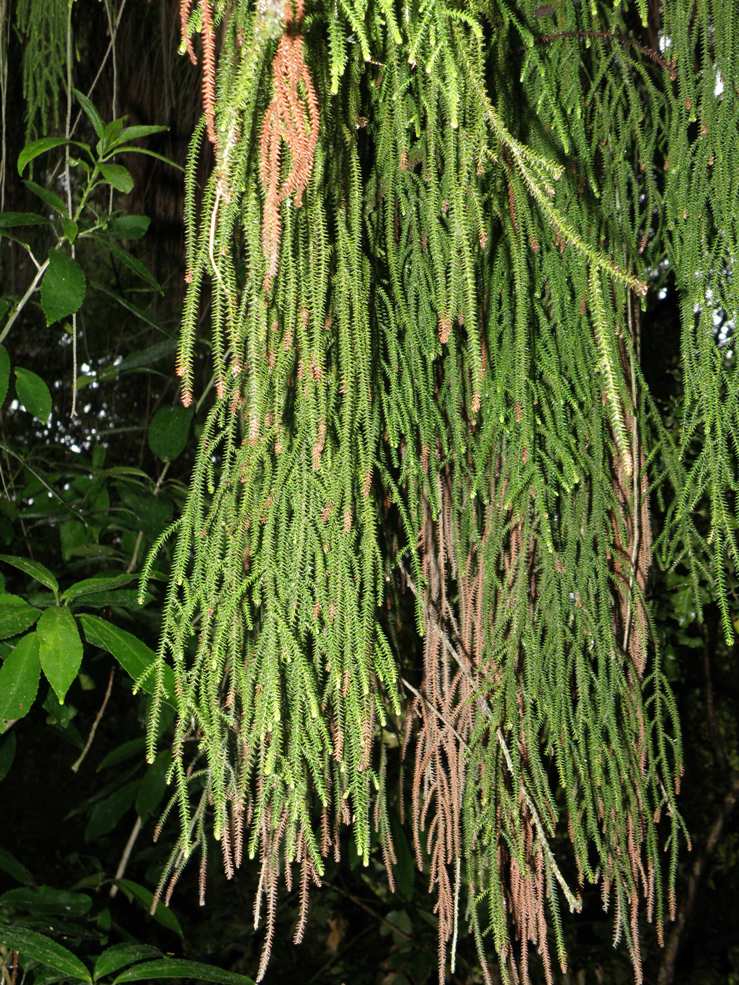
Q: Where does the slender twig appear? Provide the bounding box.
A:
[63,0,79,417]
[109,815,143,898]
[0,259,49,345]
[71,667,115,773]
[401,676,468,748]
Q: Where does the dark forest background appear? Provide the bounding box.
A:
[0,3,736,983]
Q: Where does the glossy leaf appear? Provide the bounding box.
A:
[23,179,66,214]
[108,214,150,239]
[74,89,105,139]
[116,880,183,938]
[96,737,145,772]
[148,406,193,461]
[62,573,135,603]
[113,960,256,985]
[0,924,91,982]
[36,606,83,704]
[110,124,168,146]
[93,944,161,982]
[135,750,171,819]
[84,782,138,841]
[0,886,92,917]
[104,239,160,289]
[0,633,40,720]
[15,367,52,422]
[0,594,41,639]
[17,137,71,175]
[79,615,175,703]
[0,211,47,229]
[0,846,34,885]
[98,163,134,194]
[109,146,182,170]
[0,554,59,595]
[41,249,87,326]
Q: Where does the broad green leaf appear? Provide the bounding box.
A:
[0,211,47,229]
[111,124,168,146]
[79,615,175,702]
[0,594,41,639]
[0,924,91,982]
[74,89,105,139]
[148,406,193,461]
[119,489,172,536]
[0,846,34,885]
[104,239,160,289]
[23,179,66,214]
[93,944,161,982]
[59,519,90,562]
[17,137,71,175]
[0,732,16,781]
[135,750,171,819]
[0,633,39,720]
[96,737,145,771]
[101,117,127,148]
[98,163,134,194]
[71,589,146,611]
[0,344,9,406]
[0,554,59,595]
[108,214,150,239]
[41,249,87,326]
[107,146,182,171]
[114,959,256,985]
[62,573,135,603]
[36,606,83,704]
[115,339,176,372]
[15,367,52,422]
[62,218,79,244]
[0,886,92,917]
[31,970,70,985]
[116,880,183,938]
[84,782,138,841]
[90,284,163,335]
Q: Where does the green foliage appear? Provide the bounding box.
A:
[140,1,738,982]
[0,2,737,984]
[40,249,87,326]
[0,632,40,719]
[14,0,67,139]
[147,407,194,462]
[14,367,51,422]
[0,923,256,984]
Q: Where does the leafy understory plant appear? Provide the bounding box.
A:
[0,923,256,985]
[0,90,174,416]
[121,1,736,984]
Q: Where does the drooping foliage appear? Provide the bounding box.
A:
[13,0,68,139]
[120,1,739,983]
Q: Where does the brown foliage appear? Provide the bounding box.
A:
[259,0,319,291]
